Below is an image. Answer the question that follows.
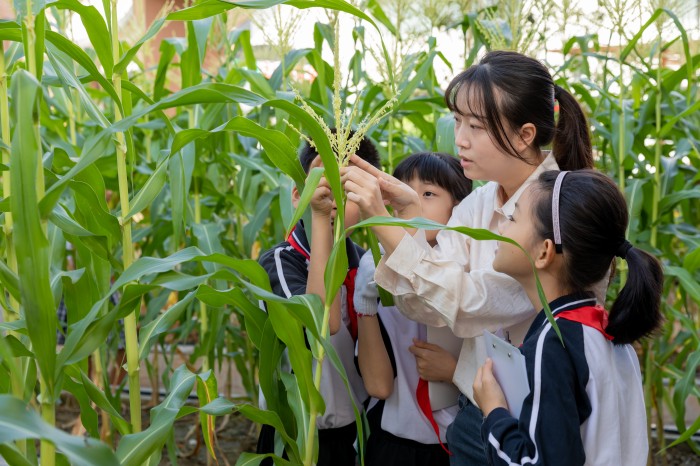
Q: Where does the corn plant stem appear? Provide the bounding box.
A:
[1,51,26,458]
[93,348,113,445]
[617,47,627,285]
[110,0,141,433]
[0,45,18,322]
[387,117,394,174]
[39,377,55,466]
[304,214,345,466]
[24,2,54,464]
[651,50,662,248]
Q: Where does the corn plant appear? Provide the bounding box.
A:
[0,1,699,465]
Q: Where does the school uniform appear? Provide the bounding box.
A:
[482,292,648,466]
[365,305,458,466]
[354,252,457,466]
[256,220,368,466]
[374,154,562,464]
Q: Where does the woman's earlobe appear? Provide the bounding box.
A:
[518,123,537,149]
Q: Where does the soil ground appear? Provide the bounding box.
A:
[52,391,698,465]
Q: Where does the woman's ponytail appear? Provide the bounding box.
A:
[552,85,594,171]
[606,245,664,345]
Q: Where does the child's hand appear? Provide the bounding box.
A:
[473,358,508,417]
[310,177,334,218]
[409,339,457,383]
[343,155,421,218]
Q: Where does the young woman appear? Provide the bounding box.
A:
[473,170,662,465]
[341,50,594,464]
[354,153,472,466]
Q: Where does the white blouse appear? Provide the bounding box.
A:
[375,154,560,401]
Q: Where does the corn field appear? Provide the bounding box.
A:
[0,0,698,464]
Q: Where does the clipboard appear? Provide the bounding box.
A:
[483,330,530,418]
[427,326,461,410]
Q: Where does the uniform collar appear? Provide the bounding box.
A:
[289,220,362,269]
[524,291,597,341]
[494,152,559,219]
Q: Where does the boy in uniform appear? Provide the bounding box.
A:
[256,133,381,466]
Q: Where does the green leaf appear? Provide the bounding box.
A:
[266,99,340,206]
[53,0,113,76]
[110,83,266,133]
[201,399,300,463]
[0,259,20,301]
[236,452,295,466]
[683,248,700,275]
[9,70,58,397]
[171,116,306,190]
[665,266,700,303]
[436,115,456,154]
[138,291,197,360]
[124,158,169,221]
[44,30,121,111]
[116,366,197,466]
[366,0,396,34]
[196,371,219,460]
[167,0,286,20]
[114,17,166,75]
[0,395,119,465]
[286,167,323,235]
[49,203,98,237]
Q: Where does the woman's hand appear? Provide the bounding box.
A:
[473,358,508,417]
[343,154,421,218]
[409,339,457,383]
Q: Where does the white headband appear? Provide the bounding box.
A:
[552,171,569,254]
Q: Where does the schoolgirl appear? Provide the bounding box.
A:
[473,169,662,465]
[353,152,472,466]
[341,50,595,464]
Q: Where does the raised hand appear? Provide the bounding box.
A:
[342,154,421,218]
[310,177,334,218]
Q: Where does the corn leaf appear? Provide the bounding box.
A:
[0,395,119,466]
[116,365,197,466]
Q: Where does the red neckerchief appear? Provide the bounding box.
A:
[556,305,614,341]
[416,378,452,455]
[287,226,359,341]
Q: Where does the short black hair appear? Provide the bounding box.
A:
[299,129,381,173]
[393,152,472,203]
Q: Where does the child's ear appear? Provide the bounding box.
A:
[534,238,557,270]
[291,186,301,208]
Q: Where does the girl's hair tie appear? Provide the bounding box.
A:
[616,240,633,259]
[552,171,569,253]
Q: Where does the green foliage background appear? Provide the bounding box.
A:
[0,0,698,464]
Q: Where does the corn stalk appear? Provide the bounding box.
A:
[109,0,141,433]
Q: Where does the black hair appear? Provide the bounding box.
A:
[393,152,472,203]
[299,129,381,174]
[532,170,663,345]
[445,51,593,171]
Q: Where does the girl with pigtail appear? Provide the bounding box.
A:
[473,169,662,465]
[341,51,598,464]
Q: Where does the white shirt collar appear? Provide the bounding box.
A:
[494,152,560,218]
